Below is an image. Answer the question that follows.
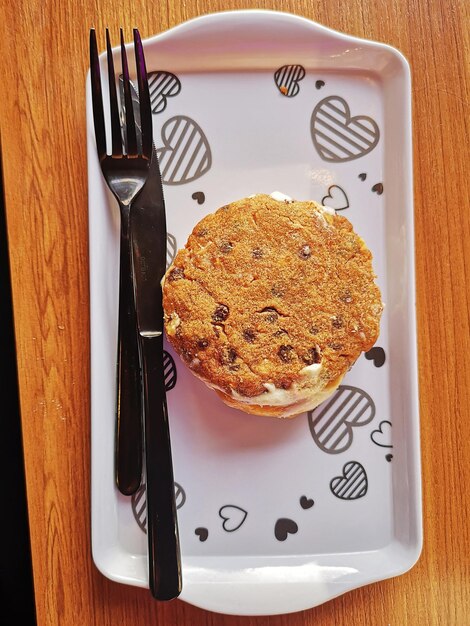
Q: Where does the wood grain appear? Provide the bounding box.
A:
[0,0,469,624]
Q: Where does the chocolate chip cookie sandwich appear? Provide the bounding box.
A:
[163,193,383,418]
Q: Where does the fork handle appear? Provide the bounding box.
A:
[141,333,182,601]
[115,211,143,496]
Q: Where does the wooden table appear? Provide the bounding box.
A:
[1,0,469,623]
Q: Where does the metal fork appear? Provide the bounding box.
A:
[90,28,151,495]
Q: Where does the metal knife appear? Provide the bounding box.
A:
[123,81,182,600]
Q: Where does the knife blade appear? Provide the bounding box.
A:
[124,80,182,600]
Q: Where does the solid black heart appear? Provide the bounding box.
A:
[386,454,393,462]
[372,183,384,195]
[192,191,205,205]
[274,518,298,541]
[359,173,367,181]
[300,496,314,510]
[365,347,386,367]
[195,527,208,542]
[315,80,325,89]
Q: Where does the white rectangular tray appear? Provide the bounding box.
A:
[87,10,422,616]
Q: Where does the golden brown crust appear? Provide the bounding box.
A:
[163,194,382,400]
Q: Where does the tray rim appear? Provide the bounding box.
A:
[87,9,422,616]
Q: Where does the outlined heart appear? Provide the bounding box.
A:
[219,505,248,532]
[148,71,181,114]
[308,385,376,454]
[321,184,349,211]
[311,96,380,162]
[330,461,368,500]
[157,115,212,185]
[370,420,392,448]
[274,518,298,541]
[274,64,305,97]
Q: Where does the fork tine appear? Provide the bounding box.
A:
[120,29,138,157]
[106,29,123,157]
[89,29,106,160]
[133,29,152,160]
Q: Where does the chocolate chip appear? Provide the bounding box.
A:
[332,316,343,329]
[197,339,209,350]
[219,241,233,254]
[227,348,237,363]
[329,342,343,351]
[299,244,311,260]
[168,267,184,282]
[271,283,286,298]
[221,347,237,365]
[278,344,294,362]
[252,248,263,259]
[196,228,208,237]
[261,307,278,323]
[212,304,229,323]
[181,348,194,362]
[274,328,288,337]
[340,290,353,303]
[243,329,256,343]
[309,326,319,335]
[302,346,322,365]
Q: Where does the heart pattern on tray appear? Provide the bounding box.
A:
[299,496,314,510]
[365,346,386,367]
[131,482,186,534]
[311,96,380,162]
[157,116,212,185]
[148,71,181,114]
[321,184,349,211]
[274,518,298,541]
[370,421,393,448]
[166,233,177,270]
[308,385,376,454]
[163,350,177,391]
[219,505,248,532]
[330,461,368,500]
[274,64,305,97]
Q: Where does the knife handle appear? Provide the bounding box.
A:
[115,214,143,496]
[141,333,182,601]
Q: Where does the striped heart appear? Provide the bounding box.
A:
[330,461,368,500]
[131,481,186,534]
[148,71,181,114]
[308,385,375,454]
[157,115,212,185]
[163,350,177,391]
[166,233,177,270]
[311,96,380,162]
[274,64,305,97]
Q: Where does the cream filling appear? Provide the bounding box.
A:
[196,362,342,418]
[230,363,341,417]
